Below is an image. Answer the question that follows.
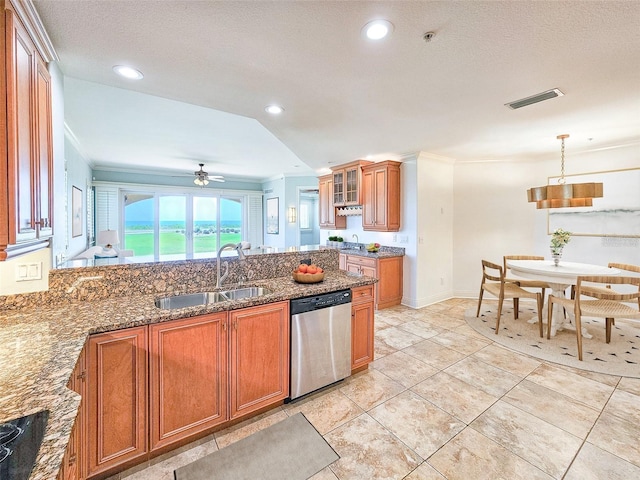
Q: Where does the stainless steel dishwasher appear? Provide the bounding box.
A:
[290,289,352,400]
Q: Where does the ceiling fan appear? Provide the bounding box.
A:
[194,163,224,186]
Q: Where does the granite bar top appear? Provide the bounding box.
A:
[56,244,405,269]
[0,270,375,480]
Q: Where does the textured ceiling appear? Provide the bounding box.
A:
[33,0,640,181]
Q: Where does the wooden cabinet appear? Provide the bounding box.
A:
[332,160,371,207]
[87,327,148,477]
[58,346,87,480]
[362,161,401,232]
[376,257,404,309]
[345,254,376,278]
[343,254,403,310]
[230,301,290,419]
[81,302,290,477]
[351,285,375,370]
[1,6,54,260]
[319,174,346,229]
[149,313,228,451]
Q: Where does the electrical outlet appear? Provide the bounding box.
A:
[393,234,398,242]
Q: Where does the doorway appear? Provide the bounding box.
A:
[298,188,320,246]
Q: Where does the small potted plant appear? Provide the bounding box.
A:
[326,235,344,248]
[550,228,571,266]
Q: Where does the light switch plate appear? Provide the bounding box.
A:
[15,262,42,281]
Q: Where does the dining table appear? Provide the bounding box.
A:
[506,259,621,337]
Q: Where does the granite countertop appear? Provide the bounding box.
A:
[339,248,403,258]
[56,244,404,269]
[0,270,375,480]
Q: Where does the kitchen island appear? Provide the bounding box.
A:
[0,248,376,480]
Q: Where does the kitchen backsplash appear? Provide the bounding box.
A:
[0,249,340,311]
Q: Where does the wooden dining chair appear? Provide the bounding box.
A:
[570,262,640,304]
[476,260,544,337]
[547,275,640,360]
[503,255,550,298]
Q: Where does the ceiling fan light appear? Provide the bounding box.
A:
[194,177,209,186]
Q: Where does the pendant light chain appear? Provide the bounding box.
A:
[558,134,567,185]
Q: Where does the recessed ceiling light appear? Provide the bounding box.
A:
[113,65,144,80]
[362,20,394,40]
[265,105,284,114]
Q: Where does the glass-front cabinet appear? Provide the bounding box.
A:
[332,160,372,207]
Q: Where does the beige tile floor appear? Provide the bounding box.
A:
[110,299,640,480]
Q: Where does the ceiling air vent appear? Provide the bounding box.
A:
[505,88,564,110]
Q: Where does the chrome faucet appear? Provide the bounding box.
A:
[352,234,361,249]
[216,243,246,288]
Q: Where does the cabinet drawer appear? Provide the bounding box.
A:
[346,255,376,268]
[351,285,374,304]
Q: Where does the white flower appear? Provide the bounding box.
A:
[550,228,571,254]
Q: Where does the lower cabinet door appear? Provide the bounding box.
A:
[149,313,228,451]
[351,298,375,370]
[87,327,148,477]
[230,301,289,419]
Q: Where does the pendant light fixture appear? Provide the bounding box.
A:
[527,134,603,209]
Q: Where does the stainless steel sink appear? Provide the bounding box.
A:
[220,286,272,300]
[154,291,228,309]
[155,287,272,309]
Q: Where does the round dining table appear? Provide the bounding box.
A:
[506,260,621,337]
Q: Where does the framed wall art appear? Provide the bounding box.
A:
[266,197,279,234]
[548,167,640,237]
[72,186,83,237]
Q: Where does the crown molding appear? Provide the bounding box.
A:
[9,0,58,62]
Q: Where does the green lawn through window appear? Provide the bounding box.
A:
[125,232,242,256]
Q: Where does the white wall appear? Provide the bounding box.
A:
[453,143,640,298]
[414,153,454,307]
[0,249,51,295]
[65,137,93,258]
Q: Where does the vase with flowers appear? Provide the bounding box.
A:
[550,228,571,266]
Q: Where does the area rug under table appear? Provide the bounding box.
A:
[174,413,338,480]
[467,305,639,378]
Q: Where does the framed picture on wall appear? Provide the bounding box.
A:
[548,167,640,237]
[266,197,279,234]
[72,186,83,237]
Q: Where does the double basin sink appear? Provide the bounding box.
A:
[155,286,272,310]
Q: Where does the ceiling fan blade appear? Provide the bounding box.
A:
[210,177,225,182]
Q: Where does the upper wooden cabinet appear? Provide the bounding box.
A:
[1,5,54,260]
[362,161,401,232]
[332,160,372,206]
[319,174,346,229]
